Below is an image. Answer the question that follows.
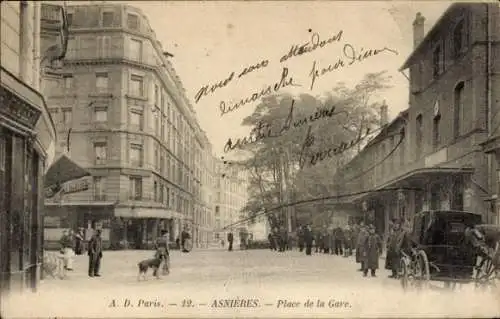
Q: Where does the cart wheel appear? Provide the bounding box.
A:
[415,250,430,290]
[400,258,410,291]
[475,257,495,291]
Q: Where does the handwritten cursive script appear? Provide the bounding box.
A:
[223,99,347,153]
[194,71,235,103]
[309,43,398,90]
[298,125,372,168]
[219,67,299,116]
[280,31,344,63]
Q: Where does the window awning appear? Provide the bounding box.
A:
[44,153,90,188]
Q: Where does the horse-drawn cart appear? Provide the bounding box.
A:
[399,210,499,291]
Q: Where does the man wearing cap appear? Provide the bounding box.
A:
[385,219,404,278]
[155,229,170,275]
[88,229,103,277]
[362,225,382,277]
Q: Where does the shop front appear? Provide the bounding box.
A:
[0,67,56,293]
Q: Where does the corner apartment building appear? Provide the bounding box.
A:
[1,1,60,293]
[336,3,500,241]
[42,3,213,249]
[214,160,249,244]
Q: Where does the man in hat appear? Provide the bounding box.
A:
[362,225,382,277]
[385,219,405,278]
[88,229,103,277]
[155,229,170,275]
[355,222,369,271]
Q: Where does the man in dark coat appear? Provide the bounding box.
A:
[322,227,330,254]
[315,231,323,253]
[297,225,305,252]
[385,220,405,278]
[181,228,191,252]
[343,225,353,257]
[333,225,345,256]
[362,225,382,277]
[88,229,103,277]
[268,232,276,251]
[227,232,234,251]
[279,226,288,252]
[356,222,369,271]
[74,228,84,255]
[304,224,313,256]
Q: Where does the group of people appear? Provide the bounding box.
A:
[58,228,103,277]
[289,220,409,278]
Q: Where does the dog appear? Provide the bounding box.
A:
[137,256,163,281]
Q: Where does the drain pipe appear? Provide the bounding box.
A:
[486,3,493,223]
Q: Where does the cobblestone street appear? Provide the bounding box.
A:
[2,249,498,318]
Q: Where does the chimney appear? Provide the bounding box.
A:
[380,101,388,127]
[413,12,426,48]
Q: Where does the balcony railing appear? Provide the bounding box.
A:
[93,194,107,201]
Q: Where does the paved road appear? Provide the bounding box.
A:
[2,249,499,318]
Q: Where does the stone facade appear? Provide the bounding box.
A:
[1,1,58,293]
[41,4,215,249]
[336,3,500,242]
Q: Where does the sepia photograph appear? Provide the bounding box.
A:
[0,0,499,318]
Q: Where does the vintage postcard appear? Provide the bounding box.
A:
[1,0,499,318]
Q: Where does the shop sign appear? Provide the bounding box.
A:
[62,179,89,195]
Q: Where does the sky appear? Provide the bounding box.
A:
[87,1,452,156]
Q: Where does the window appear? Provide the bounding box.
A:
[453,20,465,58]
[129,39,142,61]
[433,114,441,150]
[93,177,106,200]
[94,142,107,164]
[129,176,142,200]
[159,184,164,203]
[102,12,114,27]
[96,72,108,93]
[67,13,73,26]
[154,181,158,201]
[63,75,73,89]
[416,114,423,157]
[62,109,72,125]
[129,75,143,96]
[127,14,139,30]
[454,82,465,139]
[97,36,111,58]
[129,110,143,130]
[130,144,143,167]
[95,108,107,122]
[433,45,443,78]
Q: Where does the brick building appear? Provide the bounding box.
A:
[337,3,500,241]
[1,1,61,293]
[41,3,215,249]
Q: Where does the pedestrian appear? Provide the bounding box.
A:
[362,225,382,277]
[297,225,305,252]
[227,232,234,251]
[279,226,287,252]
[322,227,330,254]
[333,224,344,256]
[88,229,103,277]
[304,224,313,256]
[356,222,369,271]
[315,230,322,253]
[385,219,405,278]
[59,229,74,271]
[74,228,84,255]
[181,227,191,252]
[268,233,275,251]
[155,229,170,275]
[343,224,352,257]
[351,223,360,259]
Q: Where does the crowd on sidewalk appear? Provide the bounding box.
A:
[266,219,411,278]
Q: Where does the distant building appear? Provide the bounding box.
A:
[1,1,60,293]
[213,160,249,244]
[41,3,215,249]
[336,3,500,242]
